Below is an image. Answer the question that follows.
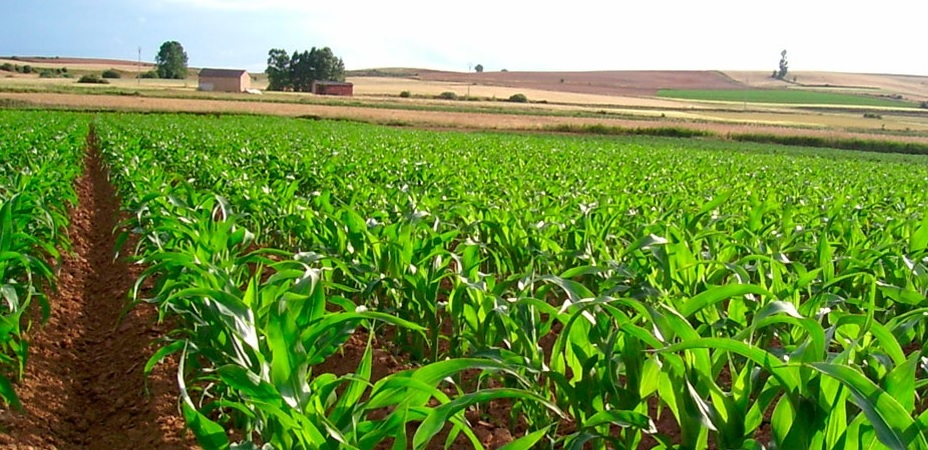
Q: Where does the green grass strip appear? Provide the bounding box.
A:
[658,89,916,108]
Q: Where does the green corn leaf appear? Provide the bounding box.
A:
[143,340,185,392]
[681,284,771,318]
[0,375,22,411]
[496,426,551,450]
[329,338,373,426]
[809,362,927,450]
[584,410,656,433]
[909,213,928,253]
[832,315,906,365]
[876,282,926,306]
[658,337,800,392]
[413,388,559,449]
[182,401,230,450]
[884,354,919,412]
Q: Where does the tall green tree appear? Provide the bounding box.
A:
[155,41,188,79]
[289,50,314,92]
[266,48,291,91]
[308,46,345,82]
[778,49,789,79]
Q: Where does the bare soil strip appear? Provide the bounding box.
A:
[0,132,194,449]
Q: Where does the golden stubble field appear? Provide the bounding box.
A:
[347,76,691,109]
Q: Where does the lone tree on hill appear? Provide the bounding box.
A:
[474,64,484,73]
[774,49,789,79]
[155,41,188,79]
[265,47,345,92]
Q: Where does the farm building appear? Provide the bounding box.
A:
[198,68,251,93]
[312,80,353,96]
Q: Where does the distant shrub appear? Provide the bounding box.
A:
[921,101,928,109]
[399,90,411,98]
[38,70,59,78]
[547,124,712,138]
[21,65,33,74]
[102,69,121,79]
[508,93,528,103]
[77,74,109,84]
[436,91,457,100]
[863,112,882,119]
[500,69,508,72]
[139,70,158,79]
[0,63,12,72]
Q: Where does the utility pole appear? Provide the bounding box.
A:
[137,46,142,86]
[466,63,472,98]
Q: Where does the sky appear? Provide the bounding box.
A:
[1,0,925,75]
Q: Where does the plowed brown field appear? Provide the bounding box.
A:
[415,69,744,96]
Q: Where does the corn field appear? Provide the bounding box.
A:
[0,112,84,411]
[5,109,928,449]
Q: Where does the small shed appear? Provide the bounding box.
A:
[198,68,251,93]
[312,80,353,96]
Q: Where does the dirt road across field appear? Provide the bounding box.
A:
[0,132,194,449]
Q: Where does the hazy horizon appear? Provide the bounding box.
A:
[2,0,926,76]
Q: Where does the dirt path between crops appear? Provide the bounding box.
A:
[0,131,195,449]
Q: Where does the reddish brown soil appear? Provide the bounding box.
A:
[0,137,194,448]
[416,69,744,96]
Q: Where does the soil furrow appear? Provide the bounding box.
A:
[0,131,194,449]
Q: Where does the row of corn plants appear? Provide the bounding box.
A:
[95,112,928,449]
[0,111,85,409]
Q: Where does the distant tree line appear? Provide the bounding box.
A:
[265,47,345,92]
[0,63,40,74]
